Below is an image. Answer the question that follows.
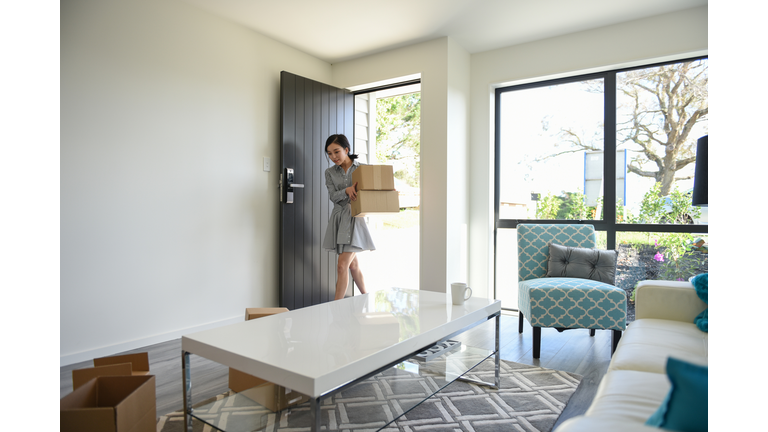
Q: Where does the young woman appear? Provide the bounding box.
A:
[322,134,375,300]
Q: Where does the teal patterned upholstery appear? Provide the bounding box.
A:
[519,278,626,330]
[517,224,627,356]
[519,224,596,281]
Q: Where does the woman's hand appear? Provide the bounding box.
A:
[346,182,358,201]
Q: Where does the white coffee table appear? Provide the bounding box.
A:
[181,288,501,432]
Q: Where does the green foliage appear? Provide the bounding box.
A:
[630,183,701,225]
[616,198,626,222]
[535,189,599,221]
[657,233,691,261]
[664,188,702,224]
[658,251,706,281]
[631,183,666,223]
[535,192,562,219]
[376,93,421,187]
[655,234,706,281]
[630,282,638,303]
[563,190,589,220]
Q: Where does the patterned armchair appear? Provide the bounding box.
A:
[517,224,626,358]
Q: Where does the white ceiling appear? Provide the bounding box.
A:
[180,0,707,63]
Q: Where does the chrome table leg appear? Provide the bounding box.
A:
[182,351,193,432]
[310,396,322,432]
[456,312,502,390]
[494,312,501,388]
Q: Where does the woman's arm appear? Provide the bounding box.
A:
[326,170,350,204]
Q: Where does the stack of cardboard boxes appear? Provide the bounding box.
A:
[61,352,156,432]
[351,165,400,217]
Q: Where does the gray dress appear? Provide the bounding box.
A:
[322,161,376,254]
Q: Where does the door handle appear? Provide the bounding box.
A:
[280,168,303,203]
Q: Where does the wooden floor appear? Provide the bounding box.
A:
[60,311,612,430]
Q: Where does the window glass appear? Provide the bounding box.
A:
[498,79,604,220]
[616,60,708,224]
[495,228,518,310]
[617,231,708,322]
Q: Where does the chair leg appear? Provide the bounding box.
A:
[518,312,524,334]
[589,329,596,337]
[611,330,622,356]
[532,326,541,359]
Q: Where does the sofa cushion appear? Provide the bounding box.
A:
[646,357,708,432]
[546,242,618,284]
[584,370,671,423]
[555,417,664,432]
[609,319,708,374]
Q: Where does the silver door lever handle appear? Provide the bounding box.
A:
[290,184,304,188]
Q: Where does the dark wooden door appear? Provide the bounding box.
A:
[280,71,354,309]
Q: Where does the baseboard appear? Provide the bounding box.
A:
[60,315,242,367]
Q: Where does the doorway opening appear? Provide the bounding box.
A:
[353,82,421,293]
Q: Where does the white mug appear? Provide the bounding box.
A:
[451,282,473,305]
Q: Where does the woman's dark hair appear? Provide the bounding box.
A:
[325,134,359,160]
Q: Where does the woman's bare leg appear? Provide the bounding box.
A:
[348,255,366,294]
[335,252,356,300]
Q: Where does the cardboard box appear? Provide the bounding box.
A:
[93,353,150,376]
[229,307,308,411]
[229,367,269,392]
[72,363,133,391]
[72,352,151,391]
[239,382,309,413]
[230,368,309,412]
[352,165,395,191]
[229,308,287,392]
[351,190,400,217]
[61,375,156,432]
[245,307,289,320]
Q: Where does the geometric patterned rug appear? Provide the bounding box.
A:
[157,358,581,432]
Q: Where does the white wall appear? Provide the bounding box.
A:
[332,38,472,295]
[446,40,472,287]
[61,0,331,365]
[467,6,709,300]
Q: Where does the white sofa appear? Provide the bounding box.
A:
[554,280,708,432]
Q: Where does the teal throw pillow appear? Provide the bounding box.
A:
[646,357,708,432]
[690,273,708,332]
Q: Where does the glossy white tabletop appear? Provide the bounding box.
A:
[182,288,500,398]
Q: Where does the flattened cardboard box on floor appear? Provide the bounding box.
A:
[352,165,395,191]
[352,190,400,217]
[229,307,309,412]
[61,375,156,432]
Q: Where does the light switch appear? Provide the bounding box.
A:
[263,157,271,172]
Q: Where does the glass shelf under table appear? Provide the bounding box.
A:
[189,344,496,432]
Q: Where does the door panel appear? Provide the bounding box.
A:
[280,71,354,309]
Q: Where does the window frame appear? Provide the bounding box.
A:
[493,56,709,303]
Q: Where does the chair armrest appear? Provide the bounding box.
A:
[634,280,707,322]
